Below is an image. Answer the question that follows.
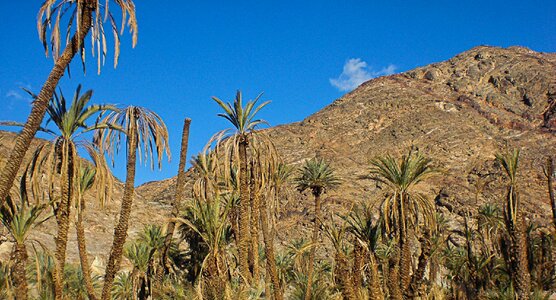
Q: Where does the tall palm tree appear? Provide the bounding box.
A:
[544,157,555,230]
[0,175,49,300]
[5,85,117,299]
[0,0,137,206]
[295,157,339,300]
[74,148,114,300]
[370,149,436,295]
[155,118,191,296]
[495,149,531,299]
[97,105,170,300]
[212,90,270,283]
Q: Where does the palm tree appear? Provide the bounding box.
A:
[155,118,191,296]
[97,105,170,300]
[4,85,117,299]
[344,203,383,299]
[495,149,531,299]
[0,175,49,300]
[295,157,340,300]
[543,157,555,230]
[74,148,114,300]
[370,149,436,295]
[212,90,270,283]
[0,0,137,207]
[177,195,232,298]
[322,216,357,300]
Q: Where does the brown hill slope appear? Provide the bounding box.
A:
[138,46,556,241]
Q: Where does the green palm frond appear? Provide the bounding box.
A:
[295,157,340,194]
[212,91,270,134]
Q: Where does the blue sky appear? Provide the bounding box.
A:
[0,1,554,185]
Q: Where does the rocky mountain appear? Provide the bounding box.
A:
[1,45,555,261]
[138,45,556,241]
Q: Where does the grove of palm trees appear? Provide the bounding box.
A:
[0,1,555,300]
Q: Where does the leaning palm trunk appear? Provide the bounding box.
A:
[12,241,28,300]
[0,2,94,205]
[260,189,283,300]
[155,118,191,296]
[249,162,261,281]
[101,117,139,300]
[238,137,252,283]
[53,141,75,299]
[76,204,97,300]
[304,187,322,300]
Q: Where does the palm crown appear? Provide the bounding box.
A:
[212,90,270,135]
[295,158,340,195]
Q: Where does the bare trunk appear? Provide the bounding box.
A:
[76,202,97,300]
[304,187,322,300]
[398,194,411,291]
[53,142,74,300]
[101,114,138,300]
[352,242,364,291]
[249,161,260,281]
[260,187,283,300]
[238,136,252,283]
[367,253,384,300]
[387,251,403,300]
[547,157,555,230]
[335,251,357,300]
[0,1,94,205]
[12,241,28,300]
[405,234,432,299]
[154,118,190,297]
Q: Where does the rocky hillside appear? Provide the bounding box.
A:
[138,45,556,241]
[1,45,555,261]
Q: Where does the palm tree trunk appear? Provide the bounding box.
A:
[238,136,252,283]
[405,234,432,299]
[304,187,322,300]
[260,188,283,300]
[154,118,190,297]
[53,142,74,300]
[367,253,384,300]
[546,157,555,230]
[101,115,138,300]
[511,215,531,300]
[335,251,357,300]
[352,242,364,291]
[12,241,28,300]
[388,249,403,300]
[249,161,260,281]
[0,1,94,205]
[76,202,98,300]
[398,194,412,291]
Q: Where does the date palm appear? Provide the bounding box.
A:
[5,85,117,299]
[0,0,137,207]
[212,90,270,284]
[295,157,339,300]
[74,149,114,300]
[1,175,49,300]
[370,149,436,295]
[495,149,531,299]
[96,105,170,300]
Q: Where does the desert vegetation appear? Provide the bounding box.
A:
[0,1,555,300]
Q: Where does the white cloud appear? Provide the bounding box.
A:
[330,58,396,91]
